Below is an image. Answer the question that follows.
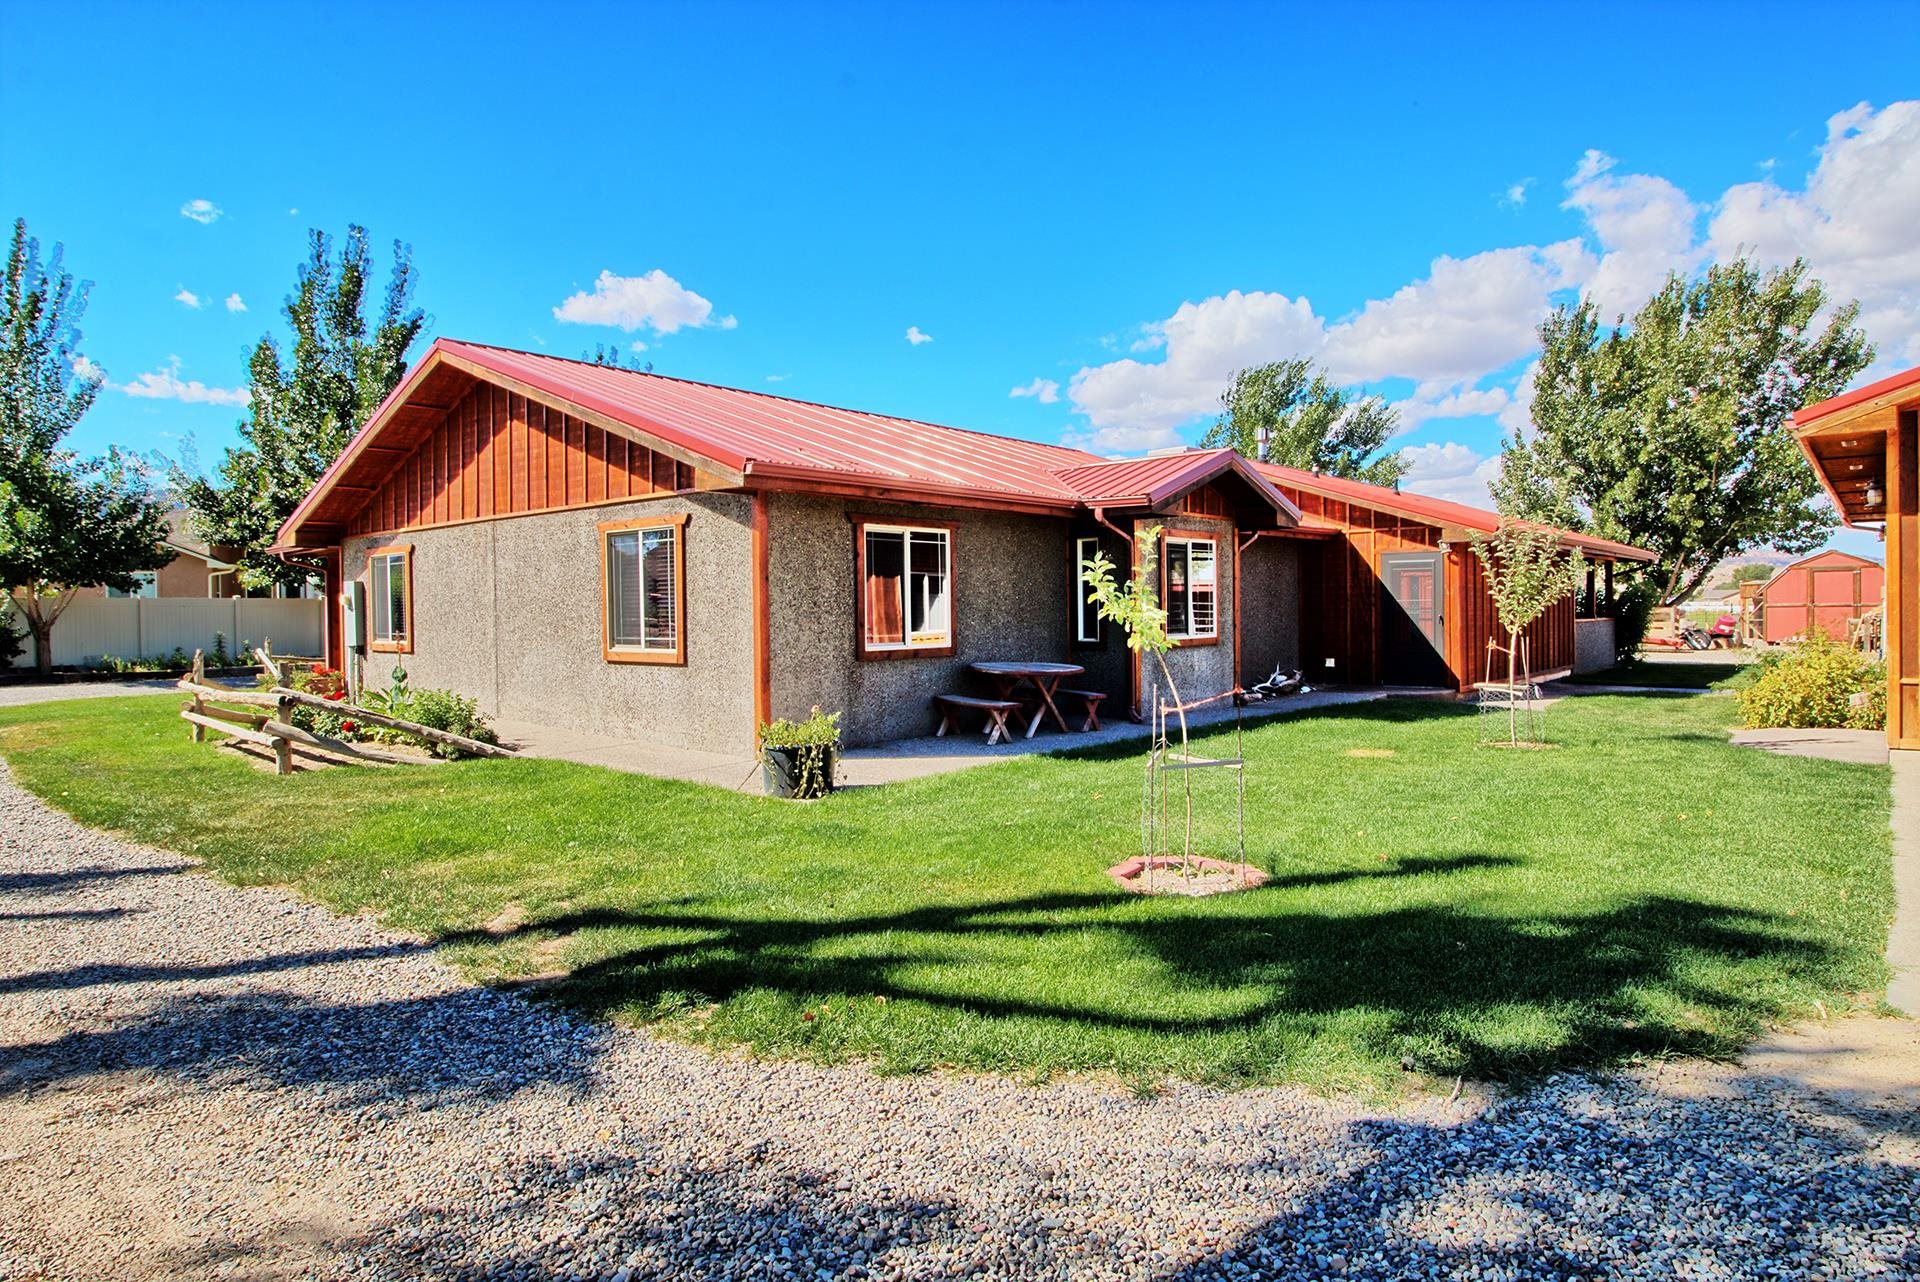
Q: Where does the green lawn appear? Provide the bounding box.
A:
[1560,657,1754,689]
[0,691,1892,1094]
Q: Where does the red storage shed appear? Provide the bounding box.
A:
[1755,550,1884,644]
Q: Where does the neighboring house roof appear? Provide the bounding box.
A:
[161,508,237,570]
[1253,462,1658,562]
[272,337,1651,562]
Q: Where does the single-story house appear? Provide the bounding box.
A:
[270,339,1654,751]
[1796,364,1919,752]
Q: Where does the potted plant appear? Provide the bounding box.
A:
[758,706,841,799]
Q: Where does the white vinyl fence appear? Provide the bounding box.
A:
[10,598,323,668]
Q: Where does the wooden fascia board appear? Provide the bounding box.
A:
[1797,430,1885,530]
[435,350,745,485]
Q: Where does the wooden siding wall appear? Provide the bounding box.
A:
[345,381,697,537]
[1456,551,1577,685]
[1173,484,1233,520]
[1278,484,1576,688]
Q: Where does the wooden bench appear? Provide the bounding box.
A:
[1056,688,1108,732]
[933,693,1023,746]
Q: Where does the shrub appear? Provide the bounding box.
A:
[1612,579,1659,663]
[402,687,498,759]
[0,601,25,669]
[1738,632,1885,730]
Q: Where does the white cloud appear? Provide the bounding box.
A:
[766,374,788,383]
[1399,441,1502,510]
[1501,178,1533,208]
[1496,361,1540,436]
[552,269,735,334]
[1562,149,1701,317]
[72,354,104,382]
[174,288,202,309]
[629,340,649,353]
[224,293,246,313]
[1390,385,1511,433]
[1707,99,1920,366]
[1323,241,1591,386]
[1009,377,1060,404]
[117,357,249,406]
[179,199,222,225]
[905,325,933,346]
[288,207,299,216]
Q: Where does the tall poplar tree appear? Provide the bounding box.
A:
[1493,258,1871,605]
[1200,359,1406,486]
[0,219,172,672]
[181,225,427,589]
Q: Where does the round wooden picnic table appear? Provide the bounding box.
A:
[968,661,1085,739]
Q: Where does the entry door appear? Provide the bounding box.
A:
[1379,552,1449,685]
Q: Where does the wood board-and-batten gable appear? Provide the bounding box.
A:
[345,375,721,538]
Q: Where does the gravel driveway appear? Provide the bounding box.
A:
[1,767,1914,1281]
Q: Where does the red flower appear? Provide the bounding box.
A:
[340,720,356,733]
[324,690,346,701]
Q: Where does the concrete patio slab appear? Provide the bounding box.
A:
[1727,727,1890,766]
[494,687,1441,792]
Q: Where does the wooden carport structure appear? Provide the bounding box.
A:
[1796,365,1920,752]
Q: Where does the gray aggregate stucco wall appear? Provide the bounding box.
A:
[1137,515,1238,712]
[765,494,1072,746]
[342,493,755,753]
[1238,539,1301,681]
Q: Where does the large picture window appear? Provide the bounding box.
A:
[1074,535,1104,644]
[858,521,953,657]
[600,514,687,664]
[367,546,412,653]
[1163,533,1217,643]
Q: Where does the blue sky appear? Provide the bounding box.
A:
[4,1,1916,561]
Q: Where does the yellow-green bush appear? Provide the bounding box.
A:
[1738,632,1885,730]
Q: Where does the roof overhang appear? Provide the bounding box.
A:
[1059,449,1303,530]
[1794,364,1919,529]
[271,340,748,552]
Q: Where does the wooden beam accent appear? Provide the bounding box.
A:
[270,686,518,758]
[1891,408,1918,749]
[265,720,437,766]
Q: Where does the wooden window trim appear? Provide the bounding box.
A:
[851,516,958,661]
[599,512,689,665]
[1161,527,1220,648]
[366,543,414,654]
[1070,534,1106,650]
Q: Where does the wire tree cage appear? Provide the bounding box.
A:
[1476,634,1545,746]
[1138,685,1250,893]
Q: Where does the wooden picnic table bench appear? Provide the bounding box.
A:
[967,661,1085,738]
[1056,688,1108,732]
[933,693,1024,746]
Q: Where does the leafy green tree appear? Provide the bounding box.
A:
[0,219,172,672]
[1726,563,1774,589]
[1199,359,1406,486]
[1491,258,1871,605]
[180,226,426,589]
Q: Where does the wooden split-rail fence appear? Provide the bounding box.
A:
[178,647,515,775]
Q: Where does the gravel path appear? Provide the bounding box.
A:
[1,768,1914,1281]
[0,678,178,707]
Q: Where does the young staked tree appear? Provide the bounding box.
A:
[179,226,426,590]
[1469,521,1586,746]
[1083,526,1205,874]
[1492,258,1872,606]
[1200,359,1407,487]
[0,219,172,672]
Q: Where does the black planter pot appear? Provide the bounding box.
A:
[760,744,836,799]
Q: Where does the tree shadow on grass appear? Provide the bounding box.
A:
[447,859,1837,1081]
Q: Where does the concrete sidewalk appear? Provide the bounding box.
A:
[498,686,1433,791]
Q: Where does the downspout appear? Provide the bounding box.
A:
[1093,506,1142,719]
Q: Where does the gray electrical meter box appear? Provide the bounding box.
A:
[343,579,366,648]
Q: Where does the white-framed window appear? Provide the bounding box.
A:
[1074,536,1104,644]
[368,546,411,652]
[106,571,158,599]
[1163,534,1218,642]
[859,522,952,656]
[601,514,686,664]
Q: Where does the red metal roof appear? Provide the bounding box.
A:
[1793,363,1920,427]
[1254,462,1657,562]
[442,340,1099,504]
[1051,448,1301,520]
